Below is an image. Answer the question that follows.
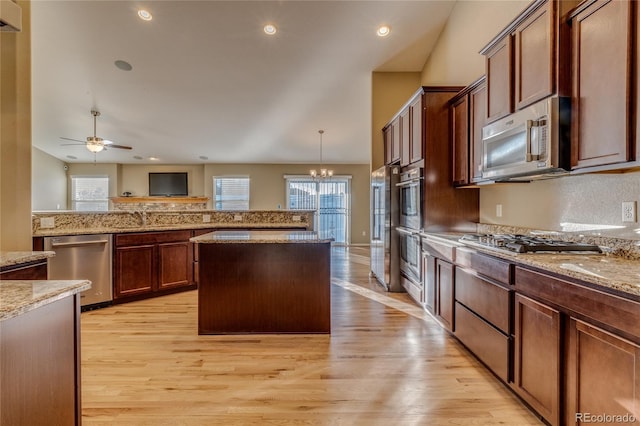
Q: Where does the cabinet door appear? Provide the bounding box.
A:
[513,294,561,426]
[515,0,553,109]
[486,35,513,123]
[566,319,640,425]
[409,95,423,163]
[391,117,401,164]
[451,95,469,186]
[158,241,193,290]
[436,259,454,331]
[114,245,156,299]
[400,108,410,166]
[383,126,392,165]
[423,253,436,314]
[470,82,487,182]
[571,0,632,169]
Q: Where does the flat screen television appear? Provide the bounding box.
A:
[149,172,188,196]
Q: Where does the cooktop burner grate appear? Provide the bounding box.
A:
[460,234,602,254]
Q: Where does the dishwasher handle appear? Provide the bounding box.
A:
[50,239,109,248]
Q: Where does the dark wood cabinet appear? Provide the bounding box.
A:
[469,81,487,182]
[451,95,469,186]
[400,108,410,166]
[513,293,561,426]
[435,259,455,331]
[113,230,195,303]
[391,117,401,164]
[409,95,423,164]
[570,0,634,170]
[514,0,554,109]
[0,259,48,280]
[485,34,513,123]
[383,126,393,165]
[450,76,487,186]
[566,318,640,425]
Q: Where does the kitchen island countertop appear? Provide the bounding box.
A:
[0,279,91,321]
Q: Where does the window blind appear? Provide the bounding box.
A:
[214,177,250,210]
[71,176,109,211]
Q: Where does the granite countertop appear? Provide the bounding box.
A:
[421,232,640,298]
[34,222,308,237]
[0,280,91,321]
[191,230,332,244]
[0,251,55,268]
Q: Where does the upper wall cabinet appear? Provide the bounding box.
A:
[569,0,638,170]
[384,92,424,167]
[481,0,579,124]
[450,76,487,186]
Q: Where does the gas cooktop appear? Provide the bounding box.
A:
[459,234,602,254]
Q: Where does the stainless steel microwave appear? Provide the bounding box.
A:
[481,96,570,181]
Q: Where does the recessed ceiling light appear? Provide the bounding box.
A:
[377,25,391,37]
[138,10,152,21]
[114,60,133,71]
[66,155,77,160]
[263,24,277,35]
[199,156,209,160]
[133,155,143,160]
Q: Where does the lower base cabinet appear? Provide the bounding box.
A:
[435,259,454,331]
[0,259,48,280]
[114,230,194,302]
[513,293,561,426]
[566,319,640,425]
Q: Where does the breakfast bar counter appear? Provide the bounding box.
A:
[191,230,332,334]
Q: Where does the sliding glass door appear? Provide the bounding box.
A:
[285,177,350,245]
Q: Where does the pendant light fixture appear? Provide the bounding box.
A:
[310,129,333,179]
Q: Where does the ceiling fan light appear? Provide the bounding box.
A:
[86,143,104,153]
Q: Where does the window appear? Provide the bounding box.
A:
[213,176,250,210]
[285,176,350,244]
[71,176,109,211]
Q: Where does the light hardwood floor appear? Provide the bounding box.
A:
[81,246,542,425]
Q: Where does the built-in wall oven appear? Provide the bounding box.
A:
[397,227,421,285]
[397,166,423,230]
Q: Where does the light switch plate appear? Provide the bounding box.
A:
[202,214,211,223]
[234,214,243,221]
[292,215,301,222]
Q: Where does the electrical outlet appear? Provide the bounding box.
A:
[362,230,366,236]
[496,204,503,218]
[622,201,637,223]
[292,215,301,222]
[202,214,211,223]
[40,217,55,228]
[234,214,243,222]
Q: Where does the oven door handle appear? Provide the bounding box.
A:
[396,227,419,236]
[395,178,422,187]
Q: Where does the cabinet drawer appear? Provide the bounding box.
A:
[115,230,192,247]
[455,302,510,382]
[456,267,511,334]
[422,238,455,263]
[457,250,512,284]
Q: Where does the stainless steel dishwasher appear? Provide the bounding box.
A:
[44,234,113,310]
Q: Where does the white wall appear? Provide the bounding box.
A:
[420,0,640,240]
[32,147,68,210]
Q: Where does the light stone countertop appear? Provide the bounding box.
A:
[421,232,640,299]
[191,230,332,244]
[0,251,55,268]
[0,280,91,321]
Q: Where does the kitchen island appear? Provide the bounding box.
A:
[191,230,332,334]
[0,278,90,426]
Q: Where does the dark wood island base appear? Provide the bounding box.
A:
[193,231,331,334]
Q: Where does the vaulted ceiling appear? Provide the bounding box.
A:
[31,1,456,164]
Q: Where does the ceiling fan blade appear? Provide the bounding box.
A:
[60,136,85,143]
[108,144,133,150]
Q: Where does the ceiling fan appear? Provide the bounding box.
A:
[60,110,132,153]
